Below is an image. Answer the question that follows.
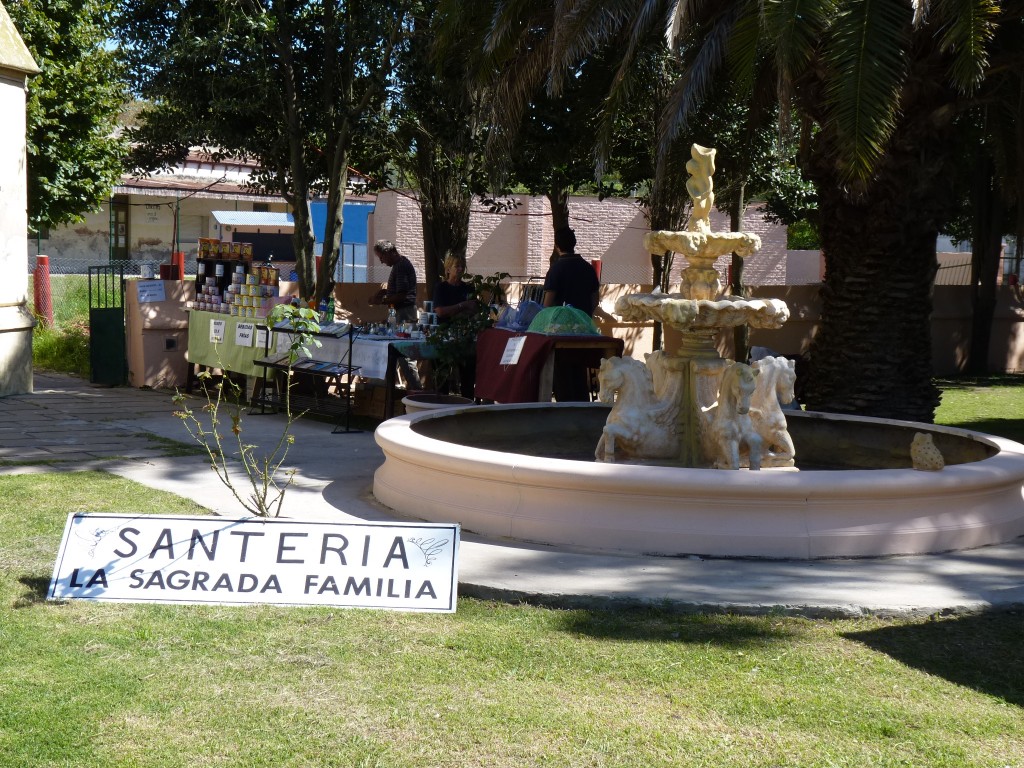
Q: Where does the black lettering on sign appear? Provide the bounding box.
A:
[382,537,409,569]
[320,534,348,565]
[114,527,140,557]
[188,529,219,561]
[149,528,175,559]
[277,532,308,564]
[229,530,265,562]
[69,568,108,589]
[345,577,371,596]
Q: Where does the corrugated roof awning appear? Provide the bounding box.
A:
[212,211,295,228]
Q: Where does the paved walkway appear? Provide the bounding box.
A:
[3,372,1023,618]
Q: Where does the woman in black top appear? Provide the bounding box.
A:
[430,254,477,397]
[433,255,477,321]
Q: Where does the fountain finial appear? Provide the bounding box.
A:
[686,144,715,232]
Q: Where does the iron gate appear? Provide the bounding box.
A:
[88,265,127,385]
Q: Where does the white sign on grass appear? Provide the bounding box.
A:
[49,514,460,613]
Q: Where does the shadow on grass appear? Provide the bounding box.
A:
[844,611,1024,707]
[15,575,53,607]
[555,607,800,648]
[938,418,1024,444]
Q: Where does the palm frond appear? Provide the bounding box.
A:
[932,0,999,94]
[821,0,912,183]
[724,0,766,94]
[763,0,839,79]
[659,5,743,159]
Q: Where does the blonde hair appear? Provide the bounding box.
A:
[443,254,465,275]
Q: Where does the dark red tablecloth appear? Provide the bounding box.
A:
[474,329,556,403]
[474,328,623,403]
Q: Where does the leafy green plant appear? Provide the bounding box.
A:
[426,271,508,394]
[171,304,322,517]
[32,319,90,376]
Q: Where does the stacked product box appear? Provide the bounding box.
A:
[192,239,287,318]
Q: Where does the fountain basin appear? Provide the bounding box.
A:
[373,404,1024,559]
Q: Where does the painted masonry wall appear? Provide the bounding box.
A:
[29,194,289,263]
[0,68,34,395]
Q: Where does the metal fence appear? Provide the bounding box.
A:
[28,258,141,329]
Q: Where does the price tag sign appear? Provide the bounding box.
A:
[209,319,226,344]
[235,322,255,347]
[499,335,527,365]
[256,328,268,349]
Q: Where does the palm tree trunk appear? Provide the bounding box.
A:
[804,163,943,422]
[967,152,1004,374]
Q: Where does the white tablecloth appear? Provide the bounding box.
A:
[275,333,392,380]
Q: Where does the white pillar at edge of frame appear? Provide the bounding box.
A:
[0,1,40,395]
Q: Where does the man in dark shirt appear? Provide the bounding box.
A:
[541,226,602,401]
[368,239,420,388]
[542,227,600,315]
[369,240,418,323]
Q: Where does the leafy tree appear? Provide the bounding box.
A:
[521,0,1015,421]
[8,0,128,230]
[669,0,1017,421]
[386,0,493,286]
[117,0,404,302]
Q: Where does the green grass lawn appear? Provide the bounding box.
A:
[935,374,1024,443]
[1,472,1022,767]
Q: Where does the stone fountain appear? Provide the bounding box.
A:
[373,145,1024,559]
[596,143,793,469]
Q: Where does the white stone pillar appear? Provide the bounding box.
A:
[0,1,40,395]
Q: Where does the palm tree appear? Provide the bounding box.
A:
[499,0,1011,421]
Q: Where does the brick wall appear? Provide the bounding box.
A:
[367,190,792,289]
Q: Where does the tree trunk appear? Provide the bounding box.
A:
[803,161,943,422]
[419,180,471,288]
[966,153,1004,375]
[547,188,570,266]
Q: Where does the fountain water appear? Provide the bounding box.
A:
[374,145,1024,559]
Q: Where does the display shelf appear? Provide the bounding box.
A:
[250,326,362,434]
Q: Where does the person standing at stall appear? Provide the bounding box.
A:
[369,240,418,324]
[368,239,420,388]
[430,254,478,398]
[542,226,601,401]
[542,226,600,316]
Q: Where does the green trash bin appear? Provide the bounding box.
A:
[88,265,127,386]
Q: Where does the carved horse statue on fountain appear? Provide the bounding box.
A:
[749,356,797,467]
[595,354,680,463]
[707,362,763,470]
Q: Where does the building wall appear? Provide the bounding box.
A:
[0,66,34,395]
[30,194,289,265]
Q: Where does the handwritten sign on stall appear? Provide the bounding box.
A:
[235,322,255,347]
[209,319,226,344]
[499,335,527,366]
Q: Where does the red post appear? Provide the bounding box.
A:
[172,251,185,280]
[33,255,54,326]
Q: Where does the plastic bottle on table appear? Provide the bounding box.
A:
[387,307,397,334]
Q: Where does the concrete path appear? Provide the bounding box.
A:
[2,372,1022,618]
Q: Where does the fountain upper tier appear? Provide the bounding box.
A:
[621,144,788,330]
[614,290,790,332]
